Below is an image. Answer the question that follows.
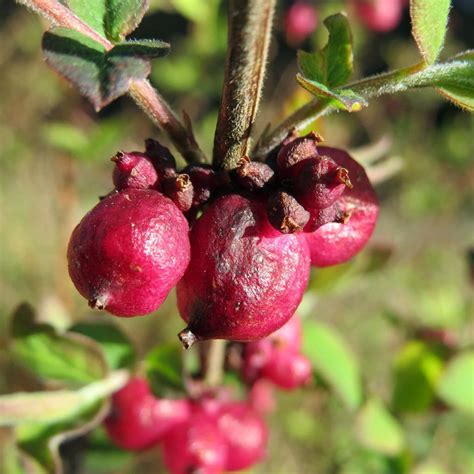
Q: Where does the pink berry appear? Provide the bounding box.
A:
[104,378,191,450]
[303,146,379,267]
[262,351,312,390]
[162,411,228,474]
[67,189,190,316]
[217,402,268,471]
[249,379,276,415]
[268,314,302,351]
[284,1,318,45]
[111,151,159,191]
[177,194,310,346]
[352,0,404,33]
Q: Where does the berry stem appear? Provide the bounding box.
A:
[213,0,276,171]
[17,0,206,165]
[203,340,227,388]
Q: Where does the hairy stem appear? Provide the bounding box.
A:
[203,340,227,387]
[253,62,427,159]
[213,0,276,170]
[17,0,205,164]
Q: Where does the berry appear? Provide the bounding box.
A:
[67,189,190,316]
[162,410,228,474]
[217,402,268,471]
[352,0,404,33]
[177,194,310,346]
[262,350,312,390]
[284,1,318,46]
[183,164,217,207]
[293,155,353,210]
[276,131,322,179]
[111,151,160,191]
[104,378,191,450]
[162,173,194,212]
[234,156,275,192]
[248,379,276,414]
[302,147,379,267]
[267,190,310,233]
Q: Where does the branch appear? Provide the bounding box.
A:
[17,0,206,164]
[203,340,227,387]
[213,0,276,170]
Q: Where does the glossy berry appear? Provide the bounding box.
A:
[111,151,159,191]
[284,1,318,45]
[177,194,310,346]
[303,147,379,267]
[68,189,190,316]
[162,411,228,474]
[217,402,268,471]
[104,378,191,450]
[262,350,312,390]
[352,0,404,33]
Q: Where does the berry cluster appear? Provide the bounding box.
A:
[67,132,378,345]
[105,377,268,473]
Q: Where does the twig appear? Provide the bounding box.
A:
[17,0,206,164]
[213,0,276,170]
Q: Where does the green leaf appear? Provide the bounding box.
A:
[42,28,168,111]
[145,343,185,397]
[70,322,135,371]
[11,303,107,386]
[410,0,451,64]
[66,0,149,42]
[297,74,367,112]
[297,13,353,88]
[436,351,474,413]
[355,398,405,456]
[391,341,444,413]
[302,321,362,410]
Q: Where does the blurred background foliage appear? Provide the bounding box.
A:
[0,0,473,473]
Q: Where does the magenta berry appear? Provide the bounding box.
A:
[234,156,275,192]
[262,350,312,390]
[267,190,310,233]
[111,151,160,191]
[276,131,322,179]
[104,378,191,450]
[352,0,404,33]
[177,194,310,346]
[67,189,190,316]
[284,1,318,46]
[217,402,268,471]
[183,164,217,207]
[303,147,379,267]
[162,173,194,212]
[162,411,228,474]
[293,155,353,210]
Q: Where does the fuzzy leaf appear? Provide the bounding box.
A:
[303,321,362,410]
[297,74,367,112]
[391,341,444,413]
[436,351,474,413]
[355,398,405,456]
[145,343,185,397]
[42,28,168,111]
[70,322,135,371]
[410,0,451,64]
[11,303,107,386]
[297,13,353,88]
[66,0,149,42]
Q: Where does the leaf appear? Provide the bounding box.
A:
[66,0,149,42]
[297,75,367,112]
[355,398,405,456]
[70,322,135,371]
[297,13,353,88]
[42,28,169,111]
[302,321,362,410]
[436,351,474,413]
[11,303,107,386]
[410,0,451,64]
[391,341,444,413]
[145,343,185,397]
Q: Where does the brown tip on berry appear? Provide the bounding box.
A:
[337,210,352,224]
[281,216,301,233]
[336,167,353,188]
[308,131,324,143]
[88,295,108,311]
[176,174,192,190]
[178,328,198,349]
